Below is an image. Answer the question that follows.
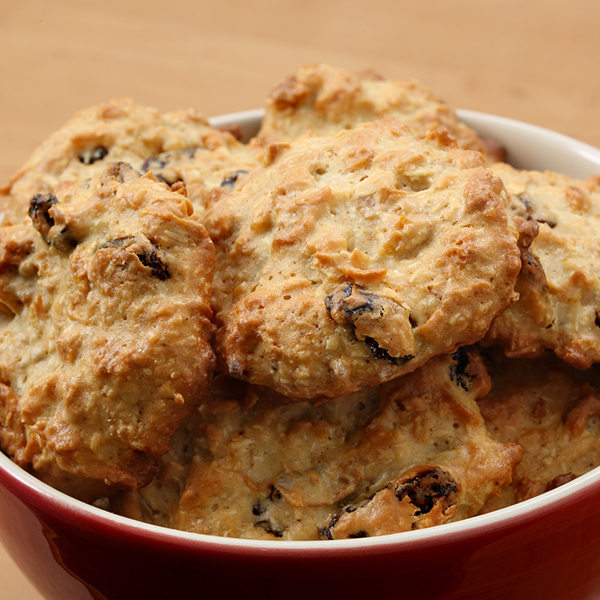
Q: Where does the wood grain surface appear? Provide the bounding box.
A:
[0,0,599,597]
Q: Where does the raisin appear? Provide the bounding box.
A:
[449,347,474,391]
[101,236,170,280]
[252,500,265,516]
[79,146,108,165]
[363,336,414,366]
[325,282,380,320]
[252,486,282,519]
[111,162,136,183]
[545,473,577,492]
[395,467,458,516]
[268,486,282,502]
[140,148,197,185]
[219,170,249,189]
[254,520,284,538]
[29,194,79,251]
[348,530,369,538]
[321,515,340,540]
[136,245,170,280]
[102,237,137,249]
[517,192,557,228]
[28,193,57,244]
[51,226,78,252]
[325,283,414,365]
[141,154,169,172]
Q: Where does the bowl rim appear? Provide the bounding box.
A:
[2,446,600,553]
[2,108,600,554]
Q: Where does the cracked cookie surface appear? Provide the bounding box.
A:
[255,63,503,161]
[111,350,521,540]
[0,98,260,225]
[205,117,521,398]
[484,163,600,368]
[0,163,215,500]
[478,349,600,512]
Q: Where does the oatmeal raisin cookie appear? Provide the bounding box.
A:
[484,163,600,368]
[255,63,503,162]
[206,117,521,398]
[0,98,259,225]
[0,163,215,500]
[113,350,522,540]
[478,349,600,511]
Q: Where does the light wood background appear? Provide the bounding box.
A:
[1,0,599,597]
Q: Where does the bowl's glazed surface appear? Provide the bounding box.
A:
[3,452,600,600]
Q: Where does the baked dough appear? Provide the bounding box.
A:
[255,63,504,162]
[113,350,521,540]
[0,98,260,225]
[478,349,600,511]
[484,163,600,368]
[0,163,215,500]
[205,117,521,398]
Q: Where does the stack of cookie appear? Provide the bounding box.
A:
[1,64,599,540]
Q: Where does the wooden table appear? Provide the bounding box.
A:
[1,0,599,597]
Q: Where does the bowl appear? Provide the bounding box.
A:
[2,110,600,600]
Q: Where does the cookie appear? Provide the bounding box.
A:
[0,163,215,500]
[484,163,600,368]
[478,349,600,512]
[112,350,521,540]
[255,63,504,162]
[108,409,199,528]
[205,117,522,399]
[0,98,260,225]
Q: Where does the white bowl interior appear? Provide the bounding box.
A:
[459,109,600,178]
[3,109,600,551]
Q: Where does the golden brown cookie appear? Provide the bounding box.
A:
[478,349,600,512]
[0,163,215,500]
[255,63,503,161]
[0,98,260,225]
[484,163,600,368]
[112,350,521,540]
[205,117,521,399]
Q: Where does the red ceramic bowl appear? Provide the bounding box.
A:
[2,110,600,600]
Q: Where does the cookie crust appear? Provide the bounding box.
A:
[206,117,521,398]
[0,163,215,500]
[112,351,521,540]
[478,349,600,511]
[0,98,259,225]
[484,163,600,368]
[255,63,501,161]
